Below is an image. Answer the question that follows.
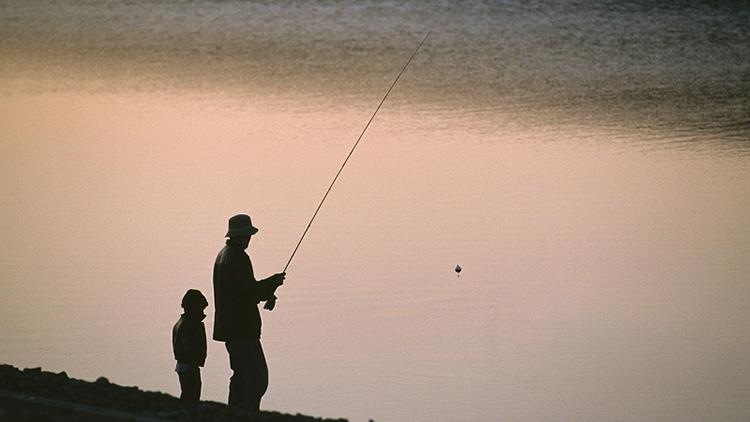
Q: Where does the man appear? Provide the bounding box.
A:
[213,214,285,412]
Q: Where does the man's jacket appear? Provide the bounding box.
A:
[213,239,278,341]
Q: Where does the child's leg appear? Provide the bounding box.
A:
[178,370,202,402]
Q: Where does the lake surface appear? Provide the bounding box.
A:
[1,1,749,422]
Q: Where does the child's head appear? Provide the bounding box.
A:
[181,289,208,313]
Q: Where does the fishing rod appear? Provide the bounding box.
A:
[283,32,431,273]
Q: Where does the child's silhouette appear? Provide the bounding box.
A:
[172,289,208,402]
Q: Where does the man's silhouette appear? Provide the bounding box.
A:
[213,214,285,412]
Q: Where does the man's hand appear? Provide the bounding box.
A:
[262,273,284,311]
[268,272,285,287]
[264,296,276,311]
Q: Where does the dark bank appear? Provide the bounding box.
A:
[0,365,349,422]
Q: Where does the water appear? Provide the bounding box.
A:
[1,1,749,422]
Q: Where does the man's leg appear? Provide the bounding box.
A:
[245,338,269,411]
[226,340,246,406]
[225,338,269,411]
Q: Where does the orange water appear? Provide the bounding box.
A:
[2,2,749,422]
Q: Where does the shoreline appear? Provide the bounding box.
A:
[0,365,348,422]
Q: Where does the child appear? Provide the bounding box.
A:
[172,289,208,402]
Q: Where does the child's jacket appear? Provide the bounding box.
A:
[172,313,208,367]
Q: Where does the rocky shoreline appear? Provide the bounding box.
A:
[0,365,348,422]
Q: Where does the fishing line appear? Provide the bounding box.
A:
[283,32,431,273]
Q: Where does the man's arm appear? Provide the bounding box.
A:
[252,272,285,306]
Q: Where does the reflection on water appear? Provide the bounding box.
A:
[2,0,749,151]
[2,91,749,422]
[2,1,750,422]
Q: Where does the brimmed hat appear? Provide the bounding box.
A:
[226,214,259,238]
[181,289,208,310]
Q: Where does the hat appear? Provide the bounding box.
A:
[226,214,259,238]
[181,289,208,310]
